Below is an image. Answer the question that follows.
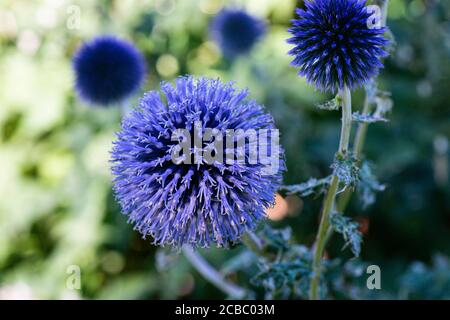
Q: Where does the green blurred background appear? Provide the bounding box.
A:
[0,0,449,299]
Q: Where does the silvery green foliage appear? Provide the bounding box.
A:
[365,80,393,119]
[251,245,314,299]
[357,161,386,209]
[399,255,450,300]
[249,226,371,299]
[352,83,393,122]
[332,153,360,192]
[258,225,293,255]
[329,213,362,257]
[316,95,341,111]
[250,227,316,299]
[365,78,378,102]
[280,176,331,198]
[352,111,388,123]
[218,226,294,276]
[373,90,393,117]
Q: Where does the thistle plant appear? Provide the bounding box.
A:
[4,0,449,303]
[286,0,391,299]
[106,0,393,300]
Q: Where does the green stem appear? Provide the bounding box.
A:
[242,231,264,253]
[353,96,371,156]
[309,86,352,300]
[182,246,246,298]
[309,175,339,300]
[381,0,389,27]
[336,95,370,212]
[326,0,391,241]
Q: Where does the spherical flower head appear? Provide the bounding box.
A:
[287,0,389,92]
[111,76,285,248]
[210,9,266,58]
[73,36,146,106]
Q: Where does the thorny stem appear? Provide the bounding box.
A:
[332,0,391,224]
[309,86,352,300]
[322,98,370,245]
[335,95,371,212]
[182,246,246,299]
[315,0,391,280]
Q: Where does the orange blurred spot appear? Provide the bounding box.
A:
[267,193,289,221]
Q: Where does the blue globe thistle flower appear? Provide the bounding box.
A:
[287,0,389,92]
[73,36,146,106]
[210,9,266,58]
[111,76,285,248]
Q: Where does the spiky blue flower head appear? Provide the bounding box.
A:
[111,76,285,248]
[210,9,266,58]
[287,0,389,92]
[73,36,146,106]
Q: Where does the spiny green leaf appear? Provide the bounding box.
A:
[364,80,393,120]
[280,176,331,197]
[365,79,378,103]
[316,95,341,111]
[251,245,313,299]
[257,225,292,254]
[330,213,362,257]
[357,161,386,209]
[352,111,388,123]
[374,91,393,117]
[332,153,360,192]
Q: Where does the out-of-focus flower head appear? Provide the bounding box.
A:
[210,9,265,58]
[73,36,146,106]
